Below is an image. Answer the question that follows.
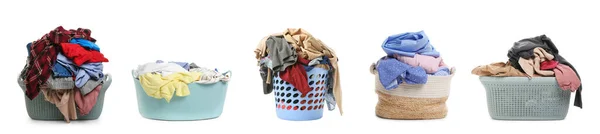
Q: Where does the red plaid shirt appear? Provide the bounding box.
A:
[23,26,95,100]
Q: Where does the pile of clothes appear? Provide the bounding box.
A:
[254,28,343,115]
[375,31,451,89]
[19,26,109,122]
[472,35,582,108]
[134,60,230,103]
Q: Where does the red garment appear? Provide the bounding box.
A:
[60,43,109,66]
[540,60,559,70]
[23,26,95,100]
[280,57,311,95]
[74,85,102,116]
[554,64,581,92]
[297,56,310,65]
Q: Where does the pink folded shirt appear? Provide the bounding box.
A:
[395,54,446,74]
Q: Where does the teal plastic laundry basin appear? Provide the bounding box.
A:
[132,70,231,121]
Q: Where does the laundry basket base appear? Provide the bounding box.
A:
[490,116,566,121]
[140,114,220,121]
[276,109,323,121]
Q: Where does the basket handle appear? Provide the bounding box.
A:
[222,70,232,80]
[131,69,137,78]
[103,73,112,90]
[369,63,377,75]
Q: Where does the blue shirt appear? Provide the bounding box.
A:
[55,53,104,88]
[376,57,428,90]
[382,31,440,58]
[70,38,100,51]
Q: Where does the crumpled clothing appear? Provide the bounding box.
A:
[23,26,94,100]
[432,67,451,76]
[325,92,336,111]
[259,57,273,69]
[74,85,102,116]
[156,60,190,70]
[308,57,323,66]
[41,88,77,123]
[382,31,440,58]
[554,64,581,92]
[259,66,273,94]
[517,47,555,78]
[279,56,311,95]
[45,77,75,90]
[255,28,343,115]
[376,57,428,90]
[395,54,446,74]
[507,35,582,108]
[266,36,297,72]
[258,57,274,94]
[134,62,188,78]
[189,66,230,84]
[540,60,559,70]
[305,56,332,71]
[44,76,102,96]
[138,72,201,102]
[508,35,555,66]
[81,78,103,96]
[56,53,104,88]
[70,38,100,51]
[472,62,529,77]
[53,62,73,77]
[282,28,343,114]
[60,43,109,66]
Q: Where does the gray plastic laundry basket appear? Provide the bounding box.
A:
[479,76,570,120]
[17,74,112,120]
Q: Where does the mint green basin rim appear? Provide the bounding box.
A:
[18,74,112,120]
[479,76,570,120]
[132,70,231,121]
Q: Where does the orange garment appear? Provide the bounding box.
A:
[41,89,77,123]
[471,62,530,77]
[60,43,109,66]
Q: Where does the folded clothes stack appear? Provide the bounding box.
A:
[254,28,343,114]
[376,31,451,89]
[19,26,109,123]
[134,60,230,102]
[472,35,582,108]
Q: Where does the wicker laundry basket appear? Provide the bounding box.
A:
[479,76,570,120]
[17,74,112,120]
[370,64,455,120]
[132,70,231,121]
[272,67,329,121]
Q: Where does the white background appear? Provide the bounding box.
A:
[0,0,597,134]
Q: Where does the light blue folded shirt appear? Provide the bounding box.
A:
[382,31,440,58]
[56,53,104,88]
